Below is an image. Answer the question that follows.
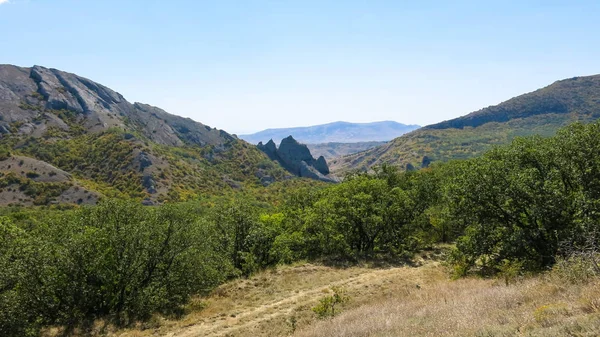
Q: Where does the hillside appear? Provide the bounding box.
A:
[307,141,387,159]
[54,256,600,337]
[239,121,420,145]
[9,120,600,337]
[0,64,298,205]
[330,74,600,173]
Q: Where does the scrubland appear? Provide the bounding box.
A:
[46,250,600,337]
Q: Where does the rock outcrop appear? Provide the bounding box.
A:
[0,64,233,147]
[258,136,335,182]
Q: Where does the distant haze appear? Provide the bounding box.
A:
[239,121,420,145]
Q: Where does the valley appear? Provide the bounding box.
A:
[239,121,419,145]
[2,3,600,336]
[4,65,600,337]
[306,141,387,160]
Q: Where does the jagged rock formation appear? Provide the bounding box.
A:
[258,136,335,182]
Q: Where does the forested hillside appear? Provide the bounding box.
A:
[3,121,600,336]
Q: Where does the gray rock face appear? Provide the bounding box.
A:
[257,139,278,161]
[133,103,233,147]
[298,161,333,181]
[0,64,234,148]
[0,65,39,125]
[142,175,157,194]
[314,156,329,175]
[137,151,153,172]
[257,135,335,182]
[277,136,315,175]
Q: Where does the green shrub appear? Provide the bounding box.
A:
[498,259,524,286]
[0,200,232,335]
[312,286,349,318]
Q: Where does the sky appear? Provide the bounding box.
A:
[1,1,600,134]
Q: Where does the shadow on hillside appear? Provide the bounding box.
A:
[316,244,452,270]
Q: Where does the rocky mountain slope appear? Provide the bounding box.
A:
[0,64,299,205]
[0,65,231,147]
[330,74,600,174]
[240,121,420,145]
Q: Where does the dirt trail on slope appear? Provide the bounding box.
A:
[159,261,443,337]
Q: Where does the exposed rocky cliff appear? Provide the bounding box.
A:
[0,64,233,147]
[258,136,335,182]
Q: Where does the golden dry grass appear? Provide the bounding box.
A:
[128,260,442,337]
[295,271,600,337]
[45,251,600,337]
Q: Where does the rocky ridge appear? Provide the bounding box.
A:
[258,136,336,182]
[0,65,232,147]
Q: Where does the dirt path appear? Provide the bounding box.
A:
[161,264,436,337]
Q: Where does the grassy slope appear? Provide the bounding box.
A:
[297,271,600,337]
[330,113,595,173]
[50,249,600,337]
[331,74,600,174]
[0,127,297,204]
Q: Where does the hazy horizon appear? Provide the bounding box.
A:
[2,1,600,134]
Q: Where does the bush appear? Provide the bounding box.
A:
[447,123,600,273]
[312,286,349,318]
[551,254,600,285]
[0,200,231,336]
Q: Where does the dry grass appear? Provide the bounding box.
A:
[295,270,600,337]
[44,250,600,337]
[145,260,441,337]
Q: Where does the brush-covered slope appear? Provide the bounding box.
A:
[330,74,600,173]
[240,121,420,145]
[0,64,292,205]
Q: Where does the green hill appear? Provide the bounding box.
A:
[330,74,600,173]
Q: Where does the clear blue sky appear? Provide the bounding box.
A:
[1,0,599,134]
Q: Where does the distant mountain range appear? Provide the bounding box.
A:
[330,74,600,174]
[239,121,420,145]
